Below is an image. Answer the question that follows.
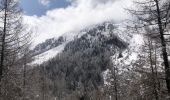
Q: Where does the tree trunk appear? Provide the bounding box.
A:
[113,66,118,100]
[23,54,27,100]
[148,39,159,100]
[155,0,170,94]
[0,0,7,81]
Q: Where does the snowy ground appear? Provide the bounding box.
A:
[30,43,66,65]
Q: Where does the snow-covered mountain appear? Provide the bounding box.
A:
[30,22,131,65]
[29,21,146,100]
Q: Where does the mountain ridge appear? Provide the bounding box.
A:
[30,21,129,65]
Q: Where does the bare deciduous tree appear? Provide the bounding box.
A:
[127,0,170,94]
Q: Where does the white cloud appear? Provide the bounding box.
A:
[38,0,51,6]
[24,0,132,46]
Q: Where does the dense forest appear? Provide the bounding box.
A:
[0,0,170,100]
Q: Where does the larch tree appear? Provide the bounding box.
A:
[128,0,170,94]
[0,0,31,99]
[0,0,30,81]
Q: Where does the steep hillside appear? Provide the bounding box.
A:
[32,22,130,99]
[31,22,129,65]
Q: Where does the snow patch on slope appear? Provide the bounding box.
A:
[30,43,65,65]
[30,29,86,65]
[103,34,144,85]
[118,34,144,68]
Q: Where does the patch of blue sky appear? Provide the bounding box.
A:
[20,0,71,16]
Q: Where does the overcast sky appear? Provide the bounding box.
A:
[21,0,132,46]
